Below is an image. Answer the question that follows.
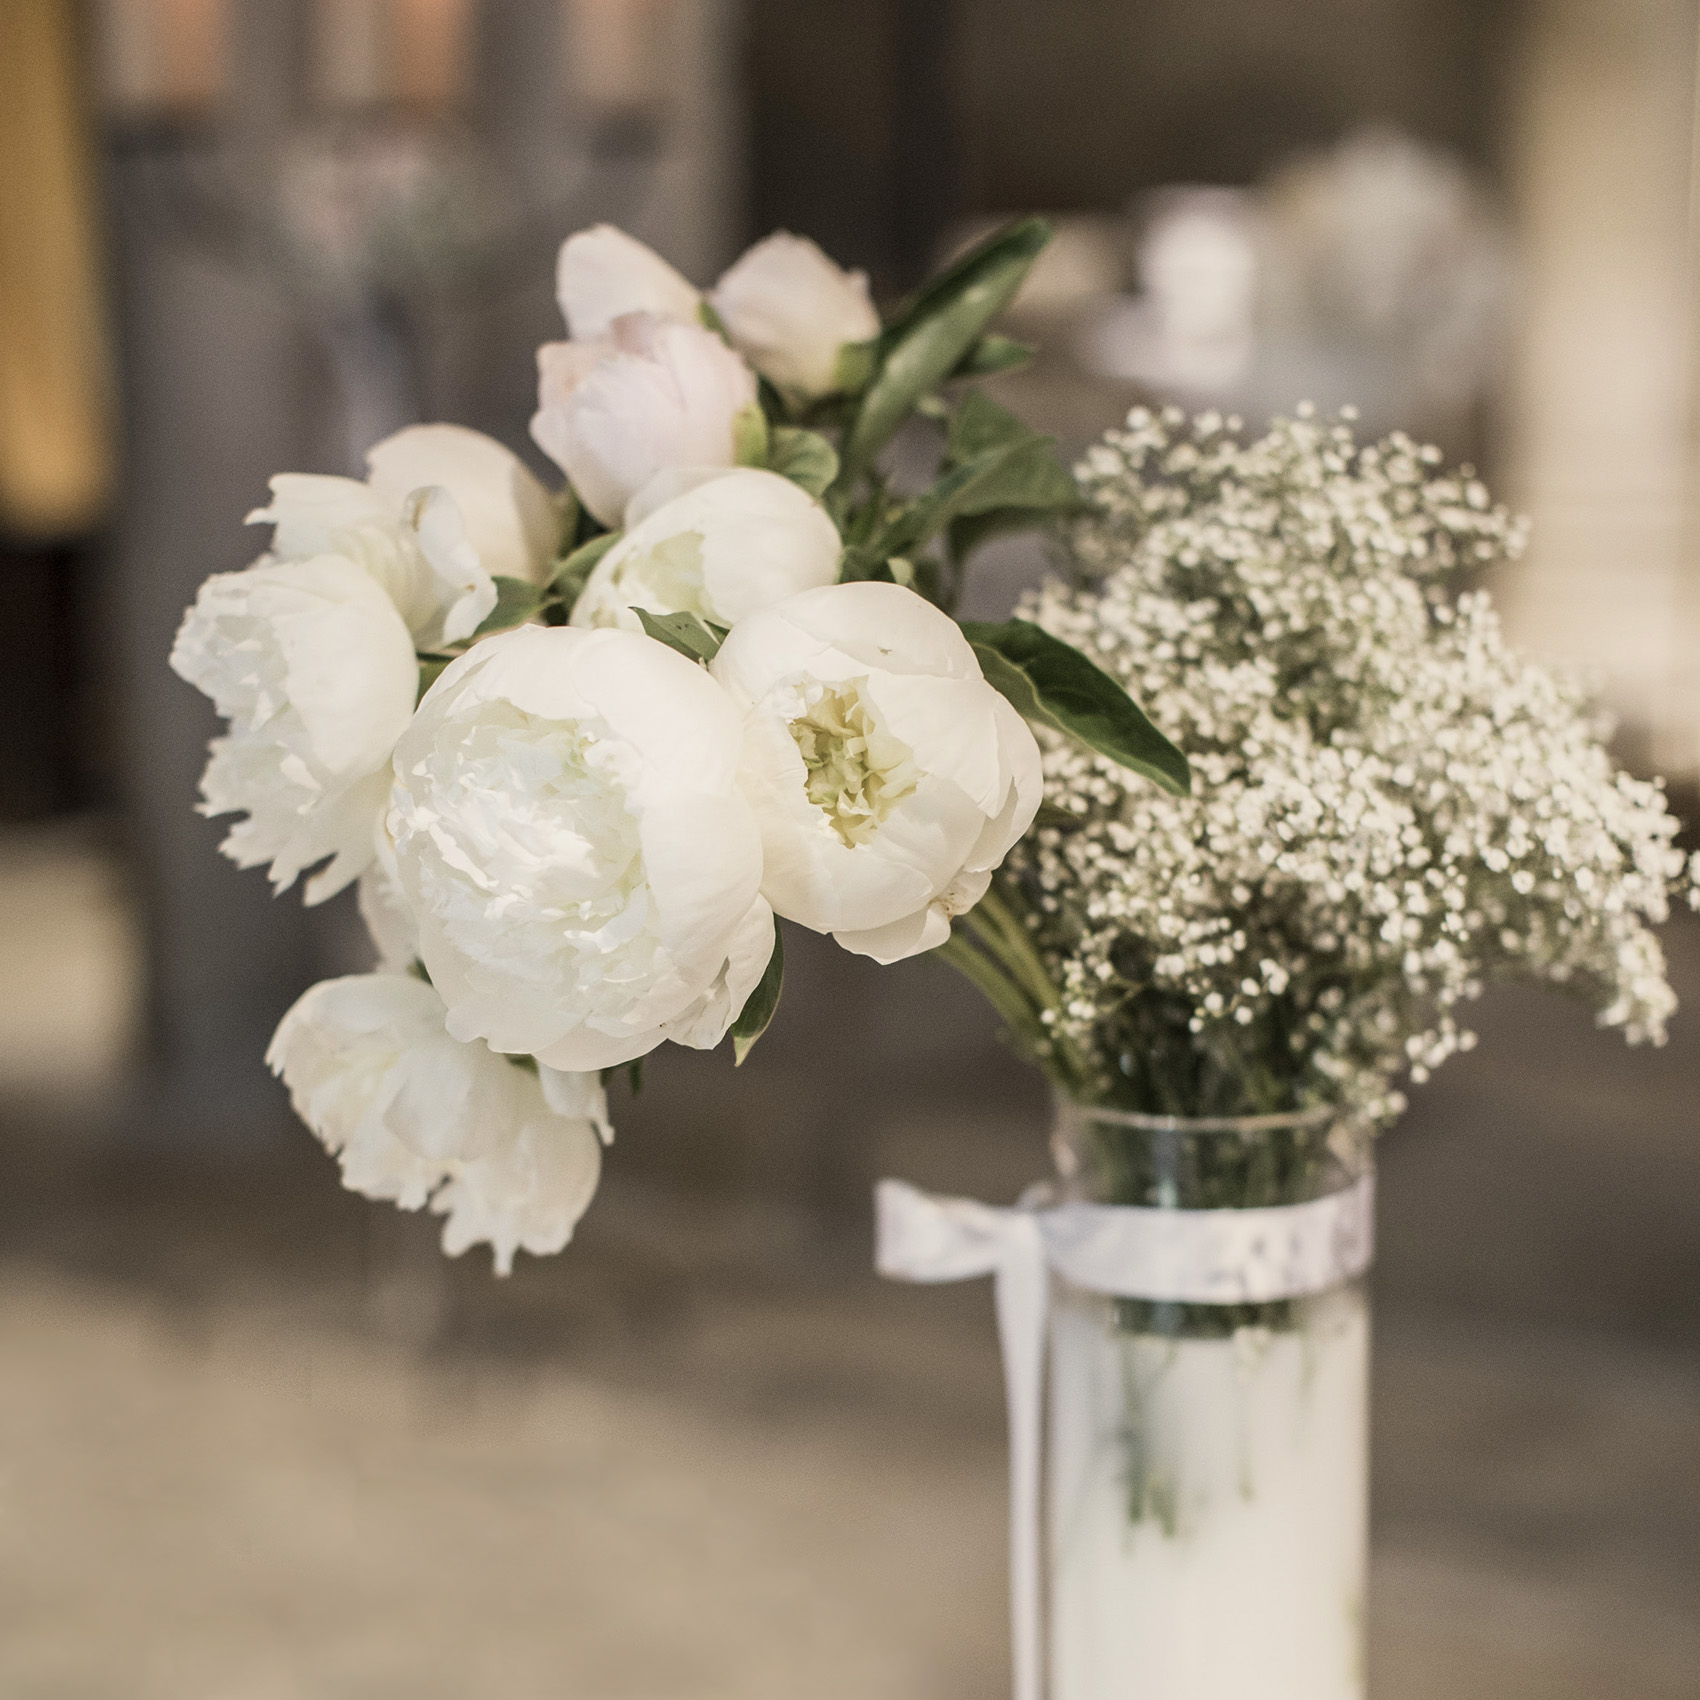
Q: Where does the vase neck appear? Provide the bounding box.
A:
[1051,1095,1370,1210]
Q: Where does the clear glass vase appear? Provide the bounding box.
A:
[1046,1099,1372,1700]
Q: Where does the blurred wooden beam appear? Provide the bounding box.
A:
[0,0,115,540]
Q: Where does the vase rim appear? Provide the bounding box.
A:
[1054,1094,1344,1136]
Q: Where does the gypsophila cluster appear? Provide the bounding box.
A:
[1004,405,1700,1119]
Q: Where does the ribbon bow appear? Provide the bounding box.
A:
[875,1174,1375,1700]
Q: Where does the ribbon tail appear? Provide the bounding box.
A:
[875,1180,1051,1700]
[993,1216,1048,1700]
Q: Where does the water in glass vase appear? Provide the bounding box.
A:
[1045,1099,1372,1700]
[1048,1281,1368,1700]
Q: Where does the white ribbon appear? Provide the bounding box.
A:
[874,1173,1375,1700]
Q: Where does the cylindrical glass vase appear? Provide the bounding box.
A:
[1046,1099,1372,1700]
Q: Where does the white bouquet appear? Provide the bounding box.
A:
[171,220,1188,1272]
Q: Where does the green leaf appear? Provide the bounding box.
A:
[417,654,453,702]
[960,441,1078,519]
[554,484,581,555]
[837,217,1053,485]
[636,607,725,664]
[549,532,621,608]
[880,397,1077,564]
[951,334,1034,378]
[730,920,784,1065]
[472,576,545,639]
[1034,799,1085,829]
[877,436,1040,558]
[832,338,877,394]
[837,544,883,582]
[947,391,1034,461]
[946,503,1052,568]
[960,618,1192,796]
[768,426,840,497]
[943,395,1076,516]
[733,402,770,468]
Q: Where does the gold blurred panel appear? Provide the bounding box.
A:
[0,0,115,538]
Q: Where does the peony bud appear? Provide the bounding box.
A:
[710,232,880,399]
[531,312,760,528]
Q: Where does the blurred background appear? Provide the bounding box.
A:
[1,2,1697,1695]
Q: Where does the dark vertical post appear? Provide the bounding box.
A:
[891,0,961,285]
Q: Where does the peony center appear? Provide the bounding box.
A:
[789,680,917,847]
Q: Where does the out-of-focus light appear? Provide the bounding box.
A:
[1078,189,1260,392]
[565,0,671,113]
[391,0,473,112]
[312,0,474,114]
[95,0,230,118]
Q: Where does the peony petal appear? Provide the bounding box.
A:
[266,556,420,776]
[435,1108,603,1275]
[358,858,418,972]
[248,473,390,559]
[366,423,561,583]
[572,467,839,633]
[718,582,982,691]
[532,316,756,528]
[556,225,701,342]
[537,1066,613,1142]
[640,793,764,973]
[656,896,776,1051]
[392,623,767,1074]
[529,1021,669,1074]
[623,464,737,528]
[961,692,1043,873]
[267,974,461,1207]
[173,555,418,901]
[732,710,942,932]
[860,671,1008,814]
[832,901,953,965]
[406,486,498,645]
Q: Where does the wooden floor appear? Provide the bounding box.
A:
[0,1130,1693,1699]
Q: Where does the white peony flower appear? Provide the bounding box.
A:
[568,467,841,631]
[268,972,607,1275]
[710,232,880,399]
[173,426,560,902]
[432,1112,604,1275]
[171,555,419,901]
[555,224,701,342]
[388,623,774,1070]
[531,312,759,528]
[257,424,557,651]
[711,582,1043,964]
